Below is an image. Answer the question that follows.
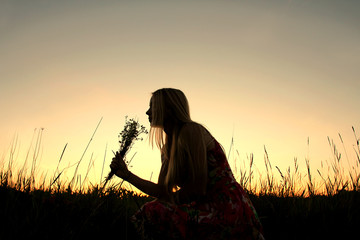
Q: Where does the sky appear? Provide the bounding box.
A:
[1,0,359,190]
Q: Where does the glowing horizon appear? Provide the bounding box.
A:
[1,0,359,193]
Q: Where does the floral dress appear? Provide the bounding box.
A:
[132,140,265,240]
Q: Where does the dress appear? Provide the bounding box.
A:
[132,140,265,240]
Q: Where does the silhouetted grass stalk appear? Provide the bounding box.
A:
[69,117,103,190]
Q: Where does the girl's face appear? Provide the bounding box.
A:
[146,95,172,127]
[146,97,153,125]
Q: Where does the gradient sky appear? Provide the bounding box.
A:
[1,0,359,189]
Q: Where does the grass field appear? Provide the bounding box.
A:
[1,127,360,239]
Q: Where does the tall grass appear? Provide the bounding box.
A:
[2,127,360,196]
[1,126,360,239]
[233,127,360,197]
[0,129,150,239]
[1,128,45,192]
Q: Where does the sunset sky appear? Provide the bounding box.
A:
[1,0,359,189]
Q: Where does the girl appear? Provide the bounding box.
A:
[110,88,264,239]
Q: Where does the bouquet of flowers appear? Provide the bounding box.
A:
[103,117,148,187]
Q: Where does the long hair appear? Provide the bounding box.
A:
[149,88,191,150]
[149,88,207,200]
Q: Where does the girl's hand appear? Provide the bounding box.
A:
[110,152,131,180]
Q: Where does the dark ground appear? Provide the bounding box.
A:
[1,186,359,240]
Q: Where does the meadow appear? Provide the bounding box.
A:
[1,127,360,239]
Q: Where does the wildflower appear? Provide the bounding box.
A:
[103,117,148,186]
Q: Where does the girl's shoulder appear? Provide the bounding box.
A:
[180,122,216,150]
[181,121,201,130]
[179,122,204,138]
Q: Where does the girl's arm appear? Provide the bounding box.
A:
[110,155,169,200]
[126,172,168,200]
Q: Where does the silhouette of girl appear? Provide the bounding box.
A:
[110,88,264,239]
